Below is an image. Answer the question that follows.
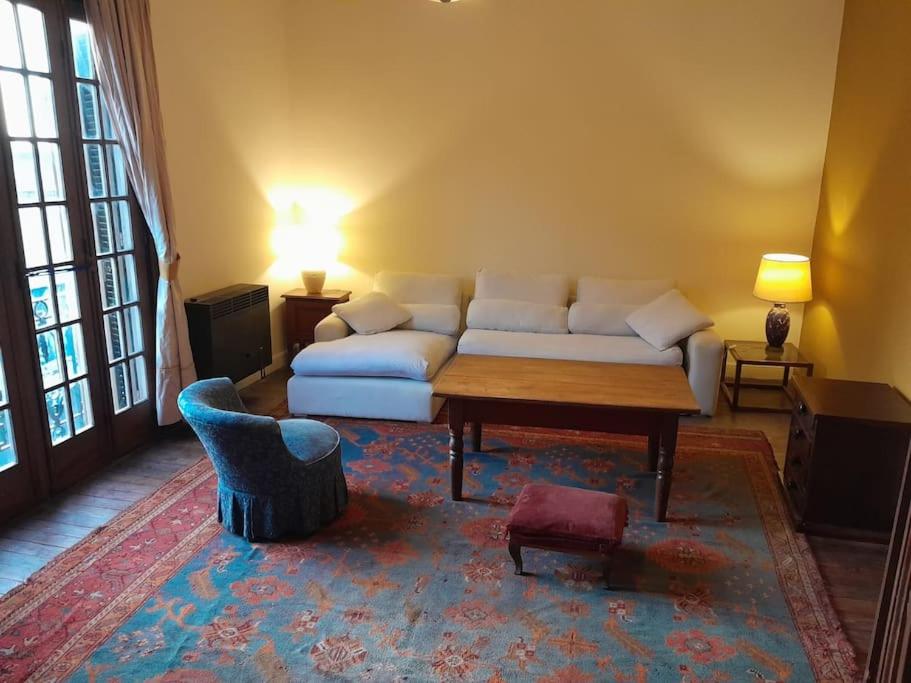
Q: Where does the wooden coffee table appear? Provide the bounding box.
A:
[433,355,701,521]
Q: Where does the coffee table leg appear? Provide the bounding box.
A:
[471,422,482,452]
[449,400,464,501]
[647,429,659,472]
[655,415,679,522]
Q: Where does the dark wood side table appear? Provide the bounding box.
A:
[281,289,350,357]
[783,375,911,542]
[721,340,814,412]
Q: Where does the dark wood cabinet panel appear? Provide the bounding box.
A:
[281,289,350,358]
[783,376,911,542]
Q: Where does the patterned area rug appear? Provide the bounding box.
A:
[0,422,855,682]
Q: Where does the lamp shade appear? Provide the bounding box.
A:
[753,253,813,303]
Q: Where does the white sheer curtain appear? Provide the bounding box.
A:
[85,0,196,424]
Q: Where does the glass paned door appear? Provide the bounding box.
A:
[0,0,154,515]
[70,19,149,417]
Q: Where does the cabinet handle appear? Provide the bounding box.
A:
[792,427,803,440]
[797,402,808,415]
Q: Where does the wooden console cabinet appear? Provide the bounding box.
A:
[281,289,350,357]
[783,375,911,542]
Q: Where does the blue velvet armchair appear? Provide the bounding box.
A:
[177,378,348,541]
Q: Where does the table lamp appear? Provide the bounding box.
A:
[753,253,812,349]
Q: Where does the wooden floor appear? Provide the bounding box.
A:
[0,369,886,669]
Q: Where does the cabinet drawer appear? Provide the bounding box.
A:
[784,421,812,490]
[791,392,816,440]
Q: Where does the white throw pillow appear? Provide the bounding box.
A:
[625,289,713,351]
[467,299,568,334]
[332,292,412,335]
[397,303,461,336]
[568,302,638,336]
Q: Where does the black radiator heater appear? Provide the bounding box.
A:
[185,284,272,383]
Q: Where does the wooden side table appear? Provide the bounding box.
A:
[281,289,350,358]
[721,340,813,412]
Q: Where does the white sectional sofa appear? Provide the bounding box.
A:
[288,272,461,422]
[288,269,724,422]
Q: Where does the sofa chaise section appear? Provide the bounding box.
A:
[288,272,462,422]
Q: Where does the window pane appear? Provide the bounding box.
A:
[107,144,127,196]
[0,408,15,471]
[28,75,56,137]
[76,82,99,139]
[123,304,143,355]
[98,257,119,309]
[0,1,22,69]
[69,19,94,79]
[110,362,129,413]
[45,386,71,445]
[112,200,132,251]
[61,323,87,378]
[69,378,92,433]
[55,269,80,324]
[83,143,106,198]
[36,329,64,388]
[0,70,31,136]
[0,350,7,405]
[10,140,39,202]
[100,96,115,140]
[118,254,138,304]
[28,271,55,329]
[129,356,147,404]
[92,201,113,255]
[104,310,125,361]
[46,205,73,263]
[37,142,65,201]
[17,4,49,73]
[19,206,48,268]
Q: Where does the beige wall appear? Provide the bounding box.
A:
[799,0,911,397]
[151,0,843,362]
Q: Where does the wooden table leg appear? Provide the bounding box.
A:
[655,414,679,522]
[449,400,465,501]
[647,429,659,472]
[471,422,482,452]
[731,361,743,411]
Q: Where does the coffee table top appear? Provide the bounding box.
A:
[434,355,700,414]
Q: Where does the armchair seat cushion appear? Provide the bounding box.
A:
[457,329,683,366]
[279,419,341,464]
[291,330,457,381]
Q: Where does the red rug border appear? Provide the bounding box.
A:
[0,423,857,681]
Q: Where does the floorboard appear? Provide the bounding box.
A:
[0,367,887,671]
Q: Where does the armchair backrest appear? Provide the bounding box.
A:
[177,378,290,494]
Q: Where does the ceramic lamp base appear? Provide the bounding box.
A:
[765,303,790,349]
[301,270,326,295]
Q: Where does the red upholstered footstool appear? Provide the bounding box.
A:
[506,483,628,588]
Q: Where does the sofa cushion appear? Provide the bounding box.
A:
[475,269,569,305]
[458,329,683,366]
[467,299,568,334]
[577,277,675,305]
[292,330,457,381]
[626,289,713,351]
[568,302,637,336]
[397,303,461,336]
[374,271,462,306]
[332,292,412,335]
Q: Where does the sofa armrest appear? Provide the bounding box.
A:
[314,313,351,343]
[684,328,724,416]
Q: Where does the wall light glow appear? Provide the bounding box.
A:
[268,187,354,278]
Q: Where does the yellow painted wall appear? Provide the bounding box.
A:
[799,0,911,397]
[150,0,843,362]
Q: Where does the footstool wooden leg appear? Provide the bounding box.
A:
[471,422,482,452]
[509,542,523,575]
[602,553,614,590]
